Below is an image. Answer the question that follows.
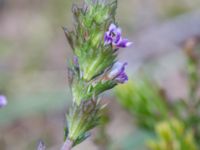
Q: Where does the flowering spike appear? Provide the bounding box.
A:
[0,95,7,108]
[62,0,132,148]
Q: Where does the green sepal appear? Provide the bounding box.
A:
[71,78,117,105]
[93,80,117,95]
[63,27,76,50]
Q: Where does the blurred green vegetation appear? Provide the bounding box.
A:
[110,129,154,150]
[115,78,169,129]
[147,118,197,150]
[114,39,200,150]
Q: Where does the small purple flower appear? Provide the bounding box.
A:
[37,140,46,150]
[104,23,132,48]
[108,62,128,83]
[0,95,7,108]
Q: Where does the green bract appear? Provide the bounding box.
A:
[64,1,117,82]
[66,100,102,146]
[63,0,119,106]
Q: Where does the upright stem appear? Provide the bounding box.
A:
[61,139,73,150]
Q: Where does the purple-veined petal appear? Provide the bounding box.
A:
[108,62,124,78]
[116,39,132,48]
[104,23,132,49]
[115,34,121,44]
[115,72,128,83]
[115,27,122,36]
[108,62,128,83]
[109,23,117,32]
[104,32,112,45]
[113,28,121,44]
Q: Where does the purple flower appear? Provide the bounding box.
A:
[108,62,128,83]
[0,95,7,108]
[37,140,46,150]
[104,23,132,48]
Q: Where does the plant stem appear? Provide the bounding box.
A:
[61,139,73,150]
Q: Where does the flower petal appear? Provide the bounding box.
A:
[116,39,132,48]
[109,23,117,32]
[108,62,127,79]
[115,72,128,83]
[104,23,132,49]
[0,95,7,108]
[108,62,123,78]
[104,32,112,45]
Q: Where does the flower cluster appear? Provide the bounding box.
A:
[104,23,132,48]
[0,95,7,108]
[63,0,132,148]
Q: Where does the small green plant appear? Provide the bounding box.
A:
[147,118,197,150]
[36,0,132,149]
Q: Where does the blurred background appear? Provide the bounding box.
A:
[0,0,200,149]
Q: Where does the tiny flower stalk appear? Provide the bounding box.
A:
[63,0,132,149]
